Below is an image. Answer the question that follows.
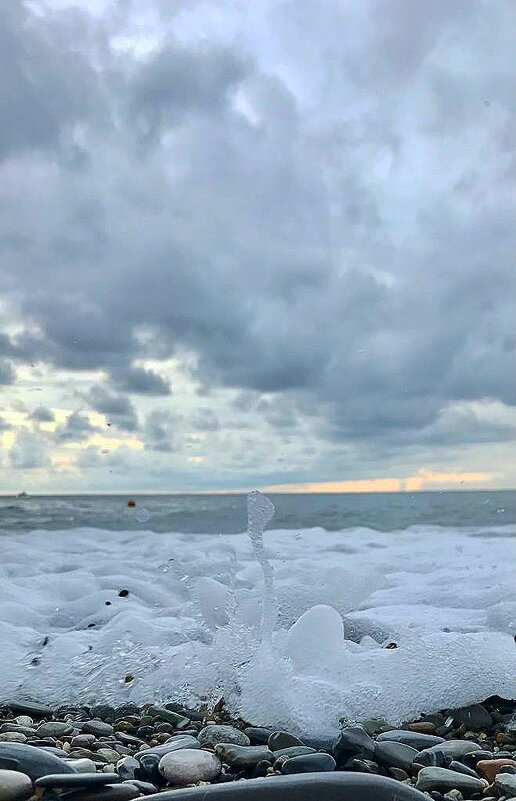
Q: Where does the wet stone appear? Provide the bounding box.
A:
[137,736,200,759]
[147,706,190,729]
[377,730,446,751]
[268,731,304,751]
[137,755,162,785]
[91,706,115,722]
[374,740,419,771]
[215,744,274,769]
[83,720,115,738]
[476,758,516,782]
[273,746,315,759]
[416,767,486,794]
[244,728,273,745]
[281,753,336,774]
[0,769,33,801]
[450,705,492,731]
[334,725,375,766]
[448,760,480,778]
[4,702,52,718]
[0,742,77,780]
[122,780,157,795]
[495,772,516,796]
[0,734,27,743]
[35,773,120,789]
[116,757,141,781]
[61,784,140,801]
[350,758,380,774]
[414,741,480,768]
[199,726,250,748]
[37,722,74,738]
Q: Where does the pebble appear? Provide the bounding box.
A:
[72,735,98,749]
[376,730,445,750]
[0,742,77,779]
[67,759,98,773]
[448,760,479,778]
[406,722,437,734]
[281,753,336,774]
[333,725,375,765]
[244,727,273,744]
[273,746,315,758]
[476,757,516,782]
[415,766,486,793]
[198,725,250,748]
[350,758,380,773]
[495,772,516,796]
[374,740,419,771]
[137,736,200,759]
[37,722,74,738]
[59,785,140,801]
[215,744,274,768]
[450,705,492,731]
[0,726,36,738]
[147,706,190,729]
[35,773,120,788]
[0,734,27,743]
[13,718,33,729]
[122,780,157,794]
[268,731,304,751]
[414,740,480,767]
[158,749,221,784]
[4,702,52,718]
[83,720,115,737]
[116,757,140,780]
[0,769,33,801]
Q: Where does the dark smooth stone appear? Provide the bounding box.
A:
[268,731,304,751]
[253,760,270,778]
[123,780,157,794]
[281,753,336,774]
[376,731,445,750]
[38,747,70,757]
[0,742,77,780]
[59,784,140,801]
[116,757,141,781]
[459,750,495,769]
[3,701,52,718]
[35,773,120,788]
[147,706,190,729]
[448,760,480,778]
[333,725,375,766]
[140,772,430,800]
[91,705,115,722]
[350,759,380,774]
[272,746,315,758]
[450,704,492,731]
[214,744,273,768]
[27,740,57,748]
[115,705,141,719]
[375,741,419,771]
[244,728,273,745]
[137,754,163,785]
[83,720,115,737]
[115,733,144,747]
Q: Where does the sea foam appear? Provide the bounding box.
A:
[1,492,515,738]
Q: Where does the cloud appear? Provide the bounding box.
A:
[87,385,139,430]
[143,409,181,452]
[55,411,98,442]
[0,0,515,488]
[9,429,49,469]
[111,367,171,396]
[189,408,220,432]
[30,406,55,423]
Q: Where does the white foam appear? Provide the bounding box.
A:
[1,511,515,739]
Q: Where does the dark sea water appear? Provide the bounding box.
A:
[0,490,514,535]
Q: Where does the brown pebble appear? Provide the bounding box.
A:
[476,758,516,782]
[406,722,436,734]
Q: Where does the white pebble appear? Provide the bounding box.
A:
[159,748,221,785]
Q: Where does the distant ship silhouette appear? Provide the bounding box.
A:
[16,491,30,499]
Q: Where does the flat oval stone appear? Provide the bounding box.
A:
[4,702,52,718]
[66,760,97,773]
[83,720,115,738]
[376,731,445,750]
[214,744,273,768]
[159,749,221,785]
[136,736,200,760]
[35,773,120,788]
[448,760,480,778]
[414,740,480,767]
[199,726,250,748]
[0,769,33,801]
[58,784,140,801]
[243,728,273,745]
[0,735,27,744]
[374,741,419,771]
[122,780,157,795]
[147,706,190,729]
[268,731,304,751]
[0,726,36,738]
[281,753,336,774]
[139,772,430,800]
[273,746,316,759]
[37,722,74,738]
[0,743,77,780]
[477,758,516,782]
[416,767,486,793]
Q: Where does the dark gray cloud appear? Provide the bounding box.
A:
[143,409,181,452]
[55,411,98,442]
[111,367,171,396]
[87,385,139,431]
[0,360,15,385]
[30,406,55,423]
[0,0,514,480]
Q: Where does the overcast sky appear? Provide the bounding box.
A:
[0,0,515,493]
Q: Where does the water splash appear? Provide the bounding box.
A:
[246,491,276,641]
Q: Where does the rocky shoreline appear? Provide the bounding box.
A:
[1,697,516,800]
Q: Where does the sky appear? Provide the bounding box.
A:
[0,0,515,494]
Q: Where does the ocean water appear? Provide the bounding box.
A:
[1,490,515,738]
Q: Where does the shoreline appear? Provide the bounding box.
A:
[1,696,516,800]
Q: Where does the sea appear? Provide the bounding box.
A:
[1,490,516,738]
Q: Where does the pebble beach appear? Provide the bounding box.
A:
[2,696,516,801]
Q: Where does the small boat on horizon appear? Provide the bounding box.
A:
[16,491,30,499]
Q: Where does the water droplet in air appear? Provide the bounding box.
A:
[135,507,150,523]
